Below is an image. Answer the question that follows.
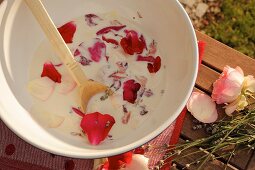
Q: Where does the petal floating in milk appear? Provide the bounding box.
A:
[96,25,126,35]
[56,74,77,94]
[80,112,115,145]
[88,39,106,62]
[31,107,65,128]
[57,21,77,43]
[41,61,62,83]
[28,77,55,101]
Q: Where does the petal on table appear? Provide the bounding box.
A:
[187,92,218,123]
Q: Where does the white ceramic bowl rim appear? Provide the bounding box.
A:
[0,0,198,158]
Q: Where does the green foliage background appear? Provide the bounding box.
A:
[205,0,255,58]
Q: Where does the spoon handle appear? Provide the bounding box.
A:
[24,0,87,86]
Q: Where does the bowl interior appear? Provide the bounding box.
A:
[0,0,197,158]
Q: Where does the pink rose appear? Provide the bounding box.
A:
[212,66,244,104]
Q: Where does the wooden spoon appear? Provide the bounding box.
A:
[24,0,111,112]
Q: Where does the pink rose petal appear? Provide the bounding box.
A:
[187,92,218,123]
[80,112,115,145]
[41,61,62,83]
[57,74,77,94]
[148,40,157,55]
[88,39,106,62]
[212,66,244,104]
[57,21,76,44]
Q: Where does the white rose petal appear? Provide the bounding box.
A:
[125,154,149,170]
[28,77,55,101]
[187,92,218,123]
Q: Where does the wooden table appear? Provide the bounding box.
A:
[174,31,255,170]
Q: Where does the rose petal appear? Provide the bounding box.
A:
[147,56,161,73]
[212,66,244,104]
[125,154,149,170]
[225,101,237,116]
[123,80,141,104]
[243,75,255,93]
[80,112,115,145]
[198,41,206,66]
[28,77,55,101]
[96,25,126,35]
[88,39,106,62]
[41,61,62,83]
[148,40,157,55]
[136,55,155,63]
[36,111,65,128]
[122,112,131,124]
[102,152,133,170]
[57,74,76,94]
[72,107,85,117]
[85,14,102,26]
[120,30,146,55]
[57,21,76,43]
[225,95,248,116]
[102,36,119,45]
[187,92,218,123]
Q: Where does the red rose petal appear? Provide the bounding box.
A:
[136,55,155,62]
[147,56,161,73]
[147,63,154,73]
[41,61,62,83]
[198,41,206,67]
[140,35,147,50]
[123,80,141,104]
[88,39,106,62]
[153,56,161,72]
[72,107,85,117]
[80,112,115,145]
[96,25,126,35]
[74,49,81,57]
[57,21,76,44]
[85,14,102,26]
[120,30,146,55]
[102,36,119,45]
[102,152,133,170]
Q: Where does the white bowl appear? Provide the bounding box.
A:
[0,0,198,158]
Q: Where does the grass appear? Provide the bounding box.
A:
[205,0,255,58]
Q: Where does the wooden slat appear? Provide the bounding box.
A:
[195,64,220,93]
[196,31,255,75]
[247,151,255,170]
